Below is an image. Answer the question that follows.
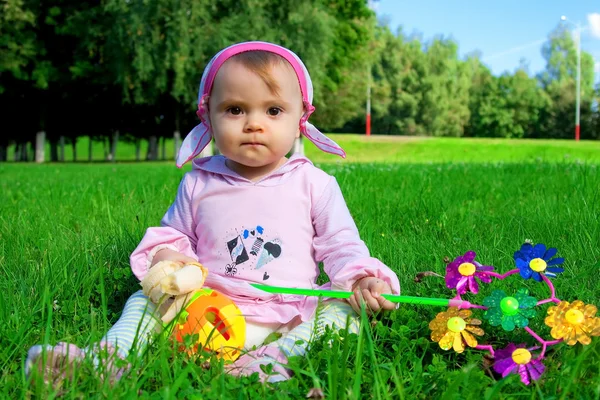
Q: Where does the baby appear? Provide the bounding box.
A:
[26,41,401,385]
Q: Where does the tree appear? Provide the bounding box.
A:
[308,0,374,130]
[366,28,472,136]
[1,0,40,160]
[590,83,600,140]
[466,58,550,139]
[0,0,37,93]
[366,26,427,135]
[4,0,599,162]
[418,36,471,137]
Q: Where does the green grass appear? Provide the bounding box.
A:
[7,134,600,164]
[306,135,600,164]
[1,139,600,398]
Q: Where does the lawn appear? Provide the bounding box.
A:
[1,137,599,399]
[307,135,600,164]
[7,134,600,164]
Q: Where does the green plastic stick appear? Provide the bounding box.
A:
[250,283,457,307]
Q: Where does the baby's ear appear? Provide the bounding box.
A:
[198,95,211,119]
[203,98,212,123]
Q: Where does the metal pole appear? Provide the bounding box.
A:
[366,65,371,136]
[575,24,581,141]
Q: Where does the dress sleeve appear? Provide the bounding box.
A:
[312,177,401,294]
[130,173,199,280]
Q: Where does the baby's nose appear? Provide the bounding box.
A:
[244,114,264,132]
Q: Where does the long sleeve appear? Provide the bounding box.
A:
[130,173,199,280]
[312,177,401,294]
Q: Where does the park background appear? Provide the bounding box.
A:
[1,1,599,399]
[2,0,600,162]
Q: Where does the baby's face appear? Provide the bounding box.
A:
[208,59,304,180]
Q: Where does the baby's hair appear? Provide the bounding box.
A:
[229,50,294,96]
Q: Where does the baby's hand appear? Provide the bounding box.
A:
[141,261,207,303]
[160,263,207,295]
[348,277,395,315]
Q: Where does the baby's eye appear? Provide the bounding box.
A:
[227,107,242,115]
[267,107,282,116]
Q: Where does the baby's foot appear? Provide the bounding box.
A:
[225,345,291,383]
[25,342,128,387]
[25,342,87,388]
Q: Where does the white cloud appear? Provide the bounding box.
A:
[482,39,546,61]
[595,61,600,74]
[588,13,600,39]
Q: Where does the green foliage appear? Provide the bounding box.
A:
[0,0,37,88]
[361,22,597,139]
[419,37,471,137]
[369,27,425,135]
[1,0,599,153]
[466,61,551,139]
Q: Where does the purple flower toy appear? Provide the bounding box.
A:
[445,251,494,295]
[492,343,545,385]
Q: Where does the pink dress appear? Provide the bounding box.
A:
[130,154,401,324]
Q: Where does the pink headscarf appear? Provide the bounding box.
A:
[176,41,346,168]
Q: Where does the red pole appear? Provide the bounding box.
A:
[366,114,371,136]
[575,124,580,141]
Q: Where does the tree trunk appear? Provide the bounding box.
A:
[135,138,141,161]
[110,131,119,162]
[161,137,166,160]
[59,136,65,161]
[50,140,58,161]
[20,141,29,161]
[104,136,110,161]
[35,131,45,163]
[88,136,93,162]
[72,137,77,161]
[173,130,181,161]
[147,135,158,160]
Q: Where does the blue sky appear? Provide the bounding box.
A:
[375,0,600,81]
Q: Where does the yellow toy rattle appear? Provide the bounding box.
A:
[140,261,246,361]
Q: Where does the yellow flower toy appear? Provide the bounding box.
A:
[545,300,600,345]
[429,307,485,353]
